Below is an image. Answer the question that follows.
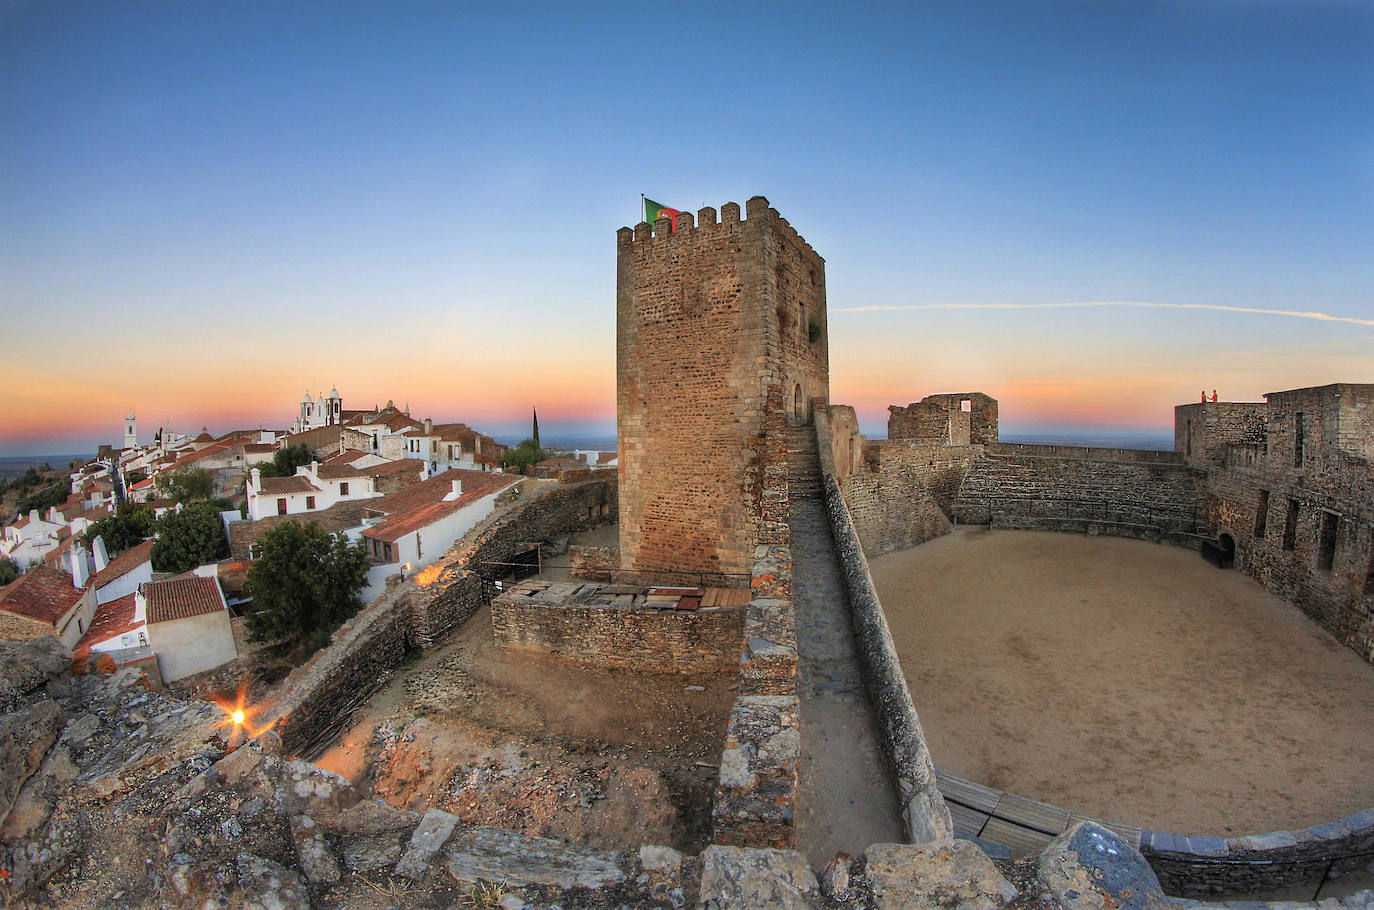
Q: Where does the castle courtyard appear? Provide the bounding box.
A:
[870,527,1374,836]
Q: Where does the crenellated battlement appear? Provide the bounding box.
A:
[618,195,822,261]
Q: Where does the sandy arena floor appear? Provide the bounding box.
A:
[869,527,1374,836]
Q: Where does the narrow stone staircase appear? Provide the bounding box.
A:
[785,424,822,500]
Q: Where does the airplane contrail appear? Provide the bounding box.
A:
[832,301,1374,327]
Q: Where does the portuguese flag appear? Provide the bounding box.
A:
[644,197,680,232]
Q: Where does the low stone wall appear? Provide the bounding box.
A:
[814,407,952,844]
[269,587,413,756]
[412,480,618,647]
[568,545,620,581]
[1142,815,1374,897]
[491,586,745,674]
[267,479,617,754]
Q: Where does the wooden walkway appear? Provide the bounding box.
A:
[937,768,1143,858]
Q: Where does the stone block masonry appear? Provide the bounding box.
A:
[952,449,1204,540]
[567,544,619,582]
[616,196,828,581]
[267,479,616,754]
[491,581,745,674]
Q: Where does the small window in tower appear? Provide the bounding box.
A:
[961,399,972,412]
[1294,412,1305,467]
[1282,499,1299,550]
[1254,490,1269,538]
[1318,510,1339,572]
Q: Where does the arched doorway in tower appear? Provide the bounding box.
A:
[794,384,804,423]
[1218,533,1236,569]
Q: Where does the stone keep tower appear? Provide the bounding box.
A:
[617,196,829,580]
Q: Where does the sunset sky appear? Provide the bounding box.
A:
[3,1,1372,455]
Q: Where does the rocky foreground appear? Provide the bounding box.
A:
[4,635,1374,909]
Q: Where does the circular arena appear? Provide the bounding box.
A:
[869,526,1374,836]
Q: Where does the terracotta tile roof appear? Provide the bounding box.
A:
[0,566,85,626]
[194,430,215,442]
[89,540,154,590]
[258,476,319,496]
[322,449,372,465]
[317,464,368,480]
[475,452,502,467]
[75,593,142,657]
[366,413,422,432]
[129,478,155,491]
[243,443,275,454]
[597,451,618,465]
[143,576,225,624]
[361,469,519,544]
[367,458,426,477]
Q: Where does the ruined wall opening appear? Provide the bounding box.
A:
[1254,490,1269,539]
[1318,510,1339,573]
[794,384,804,423]
[1283,499,1300,550]
[1365,527,1374,595]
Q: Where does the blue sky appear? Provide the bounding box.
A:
[2,1,1371,454]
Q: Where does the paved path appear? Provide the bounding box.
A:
[787,432,905,864]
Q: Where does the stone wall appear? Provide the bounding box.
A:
[616,196,828,581]
[951,451,1203,540]
[814,407,953,844]
[267,479,617,754]
[840,439,980,557]
[1200,455,1374,664]
[568,545,620,582]
[1175,401,1268,466]
[491,585,745,674]
[890,393,998,446]
[413,480,618,647]
[228,500,372,560]
[712,389,801,849]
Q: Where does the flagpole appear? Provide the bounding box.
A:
[641,193,645,225]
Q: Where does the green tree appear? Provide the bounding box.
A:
[258,443,315,479]
[243,521,369,655]
[84,505,155,555]
[0,557,19,586]
[155,467,216,504]
[17,484,68,515]
[151,503,229,573]
[532,407,540,450]
[500,437,548,475]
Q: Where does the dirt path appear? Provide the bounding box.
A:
[869,527,1374,836]
[790,492,905,864]
[315,603,735,853]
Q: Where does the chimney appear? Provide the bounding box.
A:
[424,418,433,434]
[250,467,262,490]
[92,535,110,572]
[310,460,320,476]
[452,478,463,496]
[71,542,89,588]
